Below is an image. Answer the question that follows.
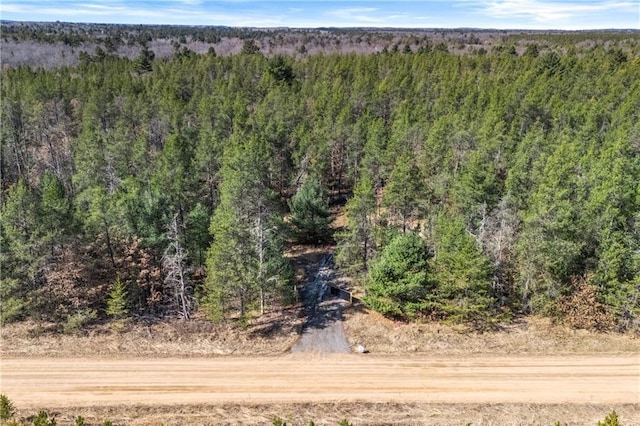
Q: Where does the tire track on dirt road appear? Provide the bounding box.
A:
[2,355,638,409]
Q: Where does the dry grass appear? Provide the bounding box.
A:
[0,310,303,358]
[11,402,640,425]
[4,304,639,358]
[343,307,640,356]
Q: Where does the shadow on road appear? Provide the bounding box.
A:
[291,255,350,353]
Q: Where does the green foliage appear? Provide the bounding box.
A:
[272,417,287,426]
[0,279,24,325]
[2,34,639,328]
[431,214,494,323]
[31,411,56,426]
[383,153,424,233]
[203,136,292,321]
[241,39,261,55]
[106,278,129,319]
[339,420,353,426]
[268,56,295,84]
[365,232,432,319]
[0,180,42,316]
[289,176,332,244]
[0,394,15,422]
[135,46,154,73]
[63,309,97,334]
[74,416,85,426]
[185,203,212,267]
[336,173,377,273]
[597,410,620,426]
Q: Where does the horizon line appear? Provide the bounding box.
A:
[3,20,639,33]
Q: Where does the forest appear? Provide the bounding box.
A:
[1,29,639,333]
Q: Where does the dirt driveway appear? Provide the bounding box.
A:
[291,254,350,353]
[2,354,638,409]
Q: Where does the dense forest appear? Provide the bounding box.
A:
[1,28,639,332]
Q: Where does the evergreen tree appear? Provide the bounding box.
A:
[38,171,72,254]
[185,202,211,267]
[106,277,129,319]
[288,175,332,244]
[0,180,42,322]
[365,232,433,318]
[383,152,424,233]
[203,136,291,321]
[241,39,261,55]
[336,172,377,273]
[135,46,154,73]
[431,213,495,323]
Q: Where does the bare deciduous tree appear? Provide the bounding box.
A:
[162,215,194,320]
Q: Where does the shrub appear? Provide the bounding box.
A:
[597,410,620,426]
[0,279,24,325]
[558,275,614,331]
[74,416,85,426]
[0,394,15,422]
[31,411,56,426]
[106,278,129,319]
[62,308,97,334]
[272,417,287,426]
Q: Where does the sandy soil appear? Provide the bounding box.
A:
[2,354,638,410]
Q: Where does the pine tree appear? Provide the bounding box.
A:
[431,213,494,323]
[365,232,433,318]
[185,203,211,267]
[106,277,129,319]
[289,175,332,244]
[336,172,377,273]
[203,136,291,321]
[383,152,424,233]
[39,171,71,254]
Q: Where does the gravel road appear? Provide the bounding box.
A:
[291,255,350,353]
[3,355,638,408]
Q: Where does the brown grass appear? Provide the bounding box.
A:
[11,402,640,426]
[343,307,640,356]
[3,304,639,358]
[0,309,303,358]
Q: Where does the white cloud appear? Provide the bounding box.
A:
[473,0,638,22]
[326,7,384,24]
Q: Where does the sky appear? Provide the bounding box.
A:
[0,1,638,30]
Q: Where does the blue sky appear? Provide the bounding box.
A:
[1,1,638,30]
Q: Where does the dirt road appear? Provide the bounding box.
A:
[2,354,638,409]
[291,254,350,353]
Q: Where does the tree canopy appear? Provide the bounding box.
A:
[1,33,639,330]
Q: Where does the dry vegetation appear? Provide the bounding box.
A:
[0,310,303,358]
[3,304,639,358]
[343,307,640,356]
[8,402,640,426]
